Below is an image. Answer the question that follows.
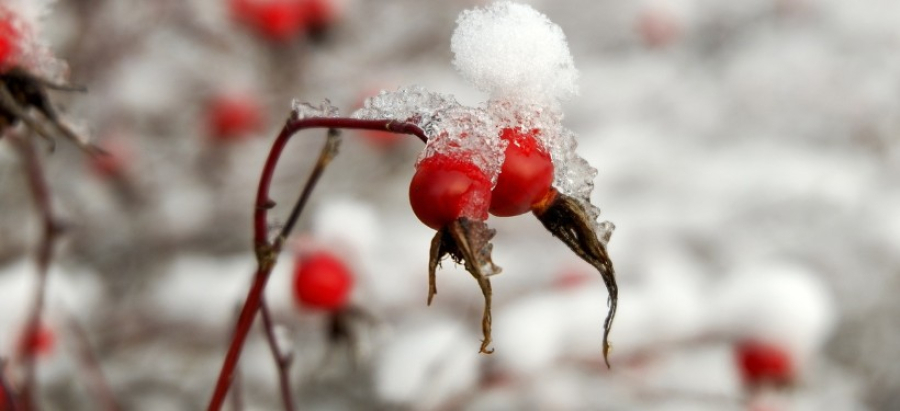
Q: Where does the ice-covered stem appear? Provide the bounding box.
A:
[65,314,121,411]
[207,116,427,411]
[259,299,295,411]
[8,134,63,411]
[252,117,427,244]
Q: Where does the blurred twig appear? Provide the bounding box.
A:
[8,133,64,411]
[64,314,121,411]
[0,359,21,411]
[260,299,295,411]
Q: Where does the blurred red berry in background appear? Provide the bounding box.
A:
[18,323,55,358]
[636,7,681,49]
[0,10,20,70]
[229,0,339,42]
[735,340,795,388]
[89,136,133,179]
[206,93,264,142]
[292,250,354,311]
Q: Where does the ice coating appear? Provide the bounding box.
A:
[451,1,578,103]
[352,86,507,184]
[488,99,612,241]
[0,1,68,81]
[291,98,339,119]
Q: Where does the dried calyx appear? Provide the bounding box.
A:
[0,67,97,154]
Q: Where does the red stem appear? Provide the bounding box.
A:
[207,116,426,411]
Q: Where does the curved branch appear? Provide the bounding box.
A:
[206,116,426,411]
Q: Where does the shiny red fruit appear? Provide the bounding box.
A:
[292,251,353,311]
[206,93,263,142]
[489,128,554,217]
[735,340,795,387]
[409,153,492,230]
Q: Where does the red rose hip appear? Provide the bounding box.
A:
[292,251,353,311]
[409,153,492,230]
[489,128,554,217]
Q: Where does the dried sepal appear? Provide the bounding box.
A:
[0,67,100,154]
[534,189,617,367]
[428,218,501,354]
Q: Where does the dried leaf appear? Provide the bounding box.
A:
[534,190,618,367]
[427,218,501,353]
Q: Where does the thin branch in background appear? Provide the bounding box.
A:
[1,359,21,411]
[260,299,295,411]
[8,133,64,411]
[207,116,426,411]
[64,313,121,411]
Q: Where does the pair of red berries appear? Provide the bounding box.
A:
[409,127,555,230]
[230,0,336,42]
[292,250,353,311]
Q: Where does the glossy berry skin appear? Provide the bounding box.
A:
[206,94,263,142]
[735,340,795,387]
[292,251,353,311]
[409,153,492,230]
[489,128,554,217]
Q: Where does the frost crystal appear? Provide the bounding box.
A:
[291,99,339,119]
[352,87,507,183]
[351,86,458,134]
[451,1,579,103]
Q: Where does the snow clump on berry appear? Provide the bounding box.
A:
[451,1,578,103]
[353,86,507,185]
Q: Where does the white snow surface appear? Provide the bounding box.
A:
[374,318,481,409]
[710,261,836,367]
[451,1,578,103]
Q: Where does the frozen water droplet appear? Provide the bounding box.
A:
[291,99,339,119]
[351,86,508,183]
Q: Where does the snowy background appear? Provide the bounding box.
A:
[0,0,898,410]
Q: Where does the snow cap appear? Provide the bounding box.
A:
[451,1,579,103]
